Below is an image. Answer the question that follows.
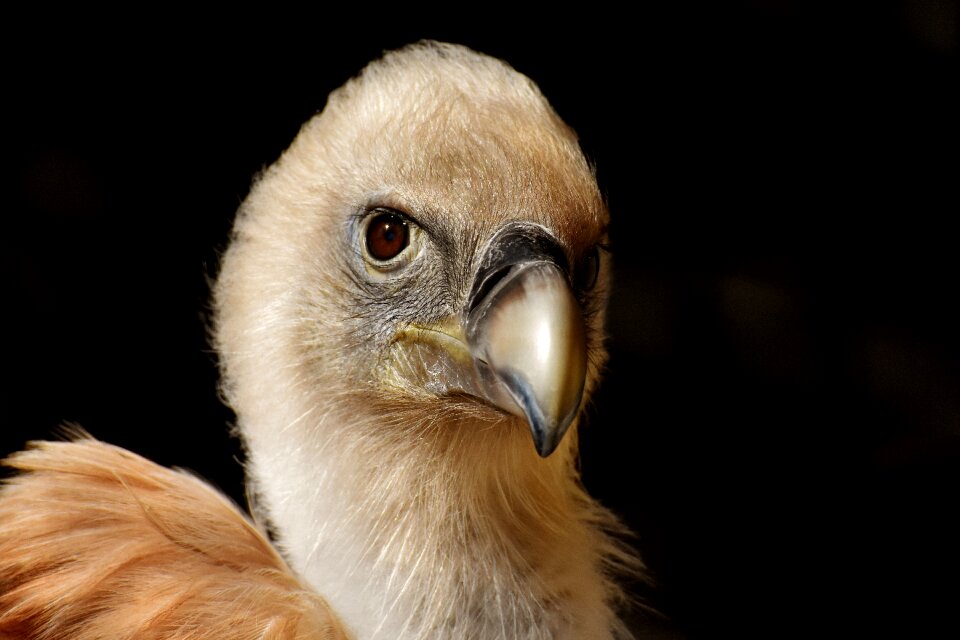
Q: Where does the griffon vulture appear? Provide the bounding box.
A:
[0,42,638,639]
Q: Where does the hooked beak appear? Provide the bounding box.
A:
[384,223,587,458]
[464,223,587,457]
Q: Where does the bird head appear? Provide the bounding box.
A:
[215,42,610,476]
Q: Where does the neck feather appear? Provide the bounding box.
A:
[241,398,634,639]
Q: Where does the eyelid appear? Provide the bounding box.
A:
[361,205,421,228]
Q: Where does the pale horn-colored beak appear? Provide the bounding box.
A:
[465,223,588,457]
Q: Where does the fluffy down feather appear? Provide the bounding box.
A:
[0,439,348,640]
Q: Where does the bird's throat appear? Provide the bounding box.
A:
[248,412,612,639]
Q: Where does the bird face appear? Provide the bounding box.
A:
[355,207,598,457]
[216,42,610,461]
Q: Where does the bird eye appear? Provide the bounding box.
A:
[359,208,424,277]
[575,246,601,291]
[365,211,409,262]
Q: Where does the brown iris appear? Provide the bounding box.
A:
[365,212,409,261]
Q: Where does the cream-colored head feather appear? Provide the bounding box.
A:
[214,41,635,639]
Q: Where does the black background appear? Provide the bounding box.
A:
[3,3,958,638]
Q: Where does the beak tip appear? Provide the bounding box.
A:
[497,368,578,458]
[529,412,575,458]
[533,431,560,458]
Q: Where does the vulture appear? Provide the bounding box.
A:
[0,42,639,639]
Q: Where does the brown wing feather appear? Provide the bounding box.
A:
[0,439,349,640]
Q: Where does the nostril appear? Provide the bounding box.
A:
[467,264,515,314]
[466,222,569,318]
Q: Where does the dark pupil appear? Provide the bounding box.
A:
[366,213,409,261]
